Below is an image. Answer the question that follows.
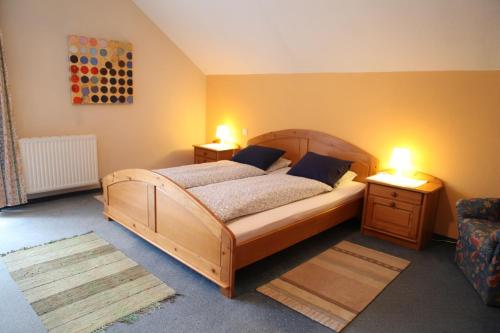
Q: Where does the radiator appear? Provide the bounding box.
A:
[19,135,99,195]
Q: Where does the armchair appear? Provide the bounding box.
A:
[455,198,500,306]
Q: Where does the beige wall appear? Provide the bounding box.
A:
[0,0,205,177]
[2,0,499,238]
[206,71,500,238]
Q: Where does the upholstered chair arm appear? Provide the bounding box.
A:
[493,230,500,241]
[456,198,500,223]
[488,230,500,264]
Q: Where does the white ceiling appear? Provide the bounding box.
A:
[133,0,500,75]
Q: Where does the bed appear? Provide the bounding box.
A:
[102,129,378,297]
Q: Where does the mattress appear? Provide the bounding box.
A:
[227,181,366,244]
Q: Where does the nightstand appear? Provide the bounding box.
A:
[193,143,240,164]
[361,172,443,250]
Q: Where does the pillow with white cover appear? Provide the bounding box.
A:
[266,158,292,173]
[269,166,291,175]
[335,170,357,187]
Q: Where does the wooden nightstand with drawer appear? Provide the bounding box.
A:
[361,172,443,250]
[193,143,240,164]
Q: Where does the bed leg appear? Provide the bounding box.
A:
[220,268,235,298]
[220,285,235,298]
[103,214,112,221]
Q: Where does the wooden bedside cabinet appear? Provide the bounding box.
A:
[361,172,443,250]
[193,143,239,164]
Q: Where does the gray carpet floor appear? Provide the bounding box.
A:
[0,191,498,333]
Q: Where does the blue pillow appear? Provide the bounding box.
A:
[231,145,285,170]
[287,152,352,187]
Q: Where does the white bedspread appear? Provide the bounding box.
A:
[154,160,265,189]
[188,174,332,222]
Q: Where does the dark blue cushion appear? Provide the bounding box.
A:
[287,152,352,187]
[231,145,285,170]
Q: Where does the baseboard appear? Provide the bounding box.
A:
[27,185,102,203]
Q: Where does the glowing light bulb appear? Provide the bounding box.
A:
[215,125,231,145]
[389,148,412,177]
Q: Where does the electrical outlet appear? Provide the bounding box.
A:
[242,128,248,136]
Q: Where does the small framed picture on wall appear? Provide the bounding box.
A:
[68,35,133,105]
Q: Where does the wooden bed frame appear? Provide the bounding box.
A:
[102,129,378,298]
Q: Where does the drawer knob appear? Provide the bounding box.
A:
[391,191,398,198]
[390,202,396,208]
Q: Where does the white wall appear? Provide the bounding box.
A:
[134,0,500,74]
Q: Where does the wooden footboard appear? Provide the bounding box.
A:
[102,169,236,297]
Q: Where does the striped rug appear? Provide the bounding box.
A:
[258,241,410,332]
[1,232,175,333]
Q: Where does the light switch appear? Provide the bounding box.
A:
[242,128,248,136]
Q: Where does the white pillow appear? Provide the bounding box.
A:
[269,166,291,175]
[265,158,292,173]
[335,170,358,187]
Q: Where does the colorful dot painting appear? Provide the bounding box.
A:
[68,35,133,105]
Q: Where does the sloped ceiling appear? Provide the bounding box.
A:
[133,0,500,75]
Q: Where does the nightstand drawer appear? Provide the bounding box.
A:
[194,148,217,160]
[369,184,422,205]
[365,196,421,240]
[195,156,216,164]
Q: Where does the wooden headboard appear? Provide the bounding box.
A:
[248,129,378,183]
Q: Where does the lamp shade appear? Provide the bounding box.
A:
[389,148,412,175]
[215,125,231,144]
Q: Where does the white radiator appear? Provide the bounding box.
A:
[19,135,99,195]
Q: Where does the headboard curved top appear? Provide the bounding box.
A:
[247,129,378,183]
